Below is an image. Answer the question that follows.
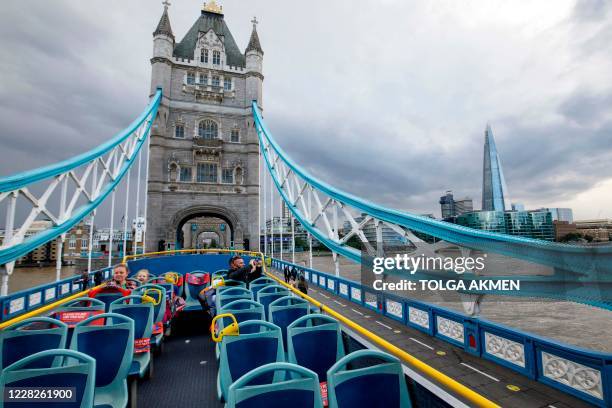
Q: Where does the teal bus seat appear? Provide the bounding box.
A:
[326,350,411,408]
[183,271,209,311]
[215,300,266,360]
[93,293,127,312]
[268,296,310,351]
[0,349,96,408]
[256,285,290,317]
[287,314,345,383]
[0,317,68,371]
[109,296,154,379]
[136,284,167,347]
[222,279,247,288]
[52,297,106,346]
[216,287,252,310]
[70,313,134,408]
[226,362,323,408]
[249,276,276,299]
[218,320,285,402]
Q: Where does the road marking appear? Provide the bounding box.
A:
[460,362,500,382]
[319,293,330,299]
[351,308,364,316]
[507,385,521,392]
[185,339,191,344]
[436,351,446,356]
[409,337,434,350]
[547,405,557,408]
[311,289,318,293]
[333,300,346,307]
[393,330,401,334]
[364,315,371,319]
[375,321,393,330]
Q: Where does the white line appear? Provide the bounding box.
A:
[375,321,393,330]
[333,300,346,307]
[460,362,500,382]
[548,405,558,408]
[319,293,330,299]
[311,289,317,293]
[409,337,434,350]
[351,308,364,316]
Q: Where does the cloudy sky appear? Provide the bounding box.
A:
[1,0,611,222]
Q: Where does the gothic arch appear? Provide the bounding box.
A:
[169,204,243,249]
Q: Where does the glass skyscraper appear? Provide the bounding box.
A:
[482,124,510,211]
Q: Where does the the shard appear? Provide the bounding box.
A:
[481,124,510,211]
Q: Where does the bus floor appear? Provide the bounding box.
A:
[271,269,593,408]
[137,311,223,408]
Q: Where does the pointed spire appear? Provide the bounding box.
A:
[246,16,263,55]
[482,124,510,212]
[154,1,174,40]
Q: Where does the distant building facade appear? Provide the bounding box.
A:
[439,191,473,220]
[456,209,562,241]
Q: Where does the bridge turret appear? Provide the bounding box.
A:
[245,17,264,107]
[151,1,174,96]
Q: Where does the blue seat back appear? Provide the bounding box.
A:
[218,320,285,401]
[93,293,126,312]
[223,279,247,288]
[136,284,167,324]
[269,296,310,350]
[217,287,253,310]
[249,277,276,300]
[109,296,154,350]
[287,314,345,382]
[256,285,290,316]
[52,298,106,346]
[226,363,323,408]
[327,350,411,408]
[184,271,209,303]
[0,349,95,408]
[0,317,68,370]
[70,313,134,389]
[217,300,265,331]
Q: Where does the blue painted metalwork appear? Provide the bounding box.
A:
[0,90,162,266]
[253,102,612,276]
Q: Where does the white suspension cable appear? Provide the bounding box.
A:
[122,168,131,259]
[142,123,151,253]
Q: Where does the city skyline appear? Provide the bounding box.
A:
[0,0,611,222]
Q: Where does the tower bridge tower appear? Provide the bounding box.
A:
[146,1,263,251]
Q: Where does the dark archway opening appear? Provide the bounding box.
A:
[175,212,234,250]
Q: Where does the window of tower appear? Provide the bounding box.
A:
[175,124,185,138]
[230,128,239,142]
[180,167,192,182]
[222,168,234,184]
[212,76,220,87]
[224,78,232,91]
[186,72,195,85]
[197,163,217,183]
[201,49,209,63]
[198,119,218,139]
[213,50,221,65]
[200,73,208,85]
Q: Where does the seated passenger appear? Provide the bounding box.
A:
[135,269,150,284]
[227,255,262,284]
[88,264,132,297]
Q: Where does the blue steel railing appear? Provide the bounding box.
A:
[0,267,113,322]
[272,258,612,407]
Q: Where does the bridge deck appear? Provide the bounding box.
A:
[270,268,592,408]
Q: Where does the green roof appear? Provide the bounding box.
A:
[173,11,245,68]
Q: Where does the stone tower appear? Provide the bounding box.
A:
[146,1,263,252]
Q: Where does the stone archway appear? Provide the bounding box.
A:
[168,205,244,250]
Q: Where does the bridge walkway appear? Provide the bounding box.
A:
[270,268,591,408]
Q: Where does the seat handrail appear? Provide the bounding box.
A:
[231,362,318,387]
[220,299,264,311]
[109,295,156,306]
[64,297,106,308]
[269,295,309,309]
[258,284,290,295]
[3,316,68,331]
[2,348,95,371]
[287,313,338,330]
[74,312,133,328]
